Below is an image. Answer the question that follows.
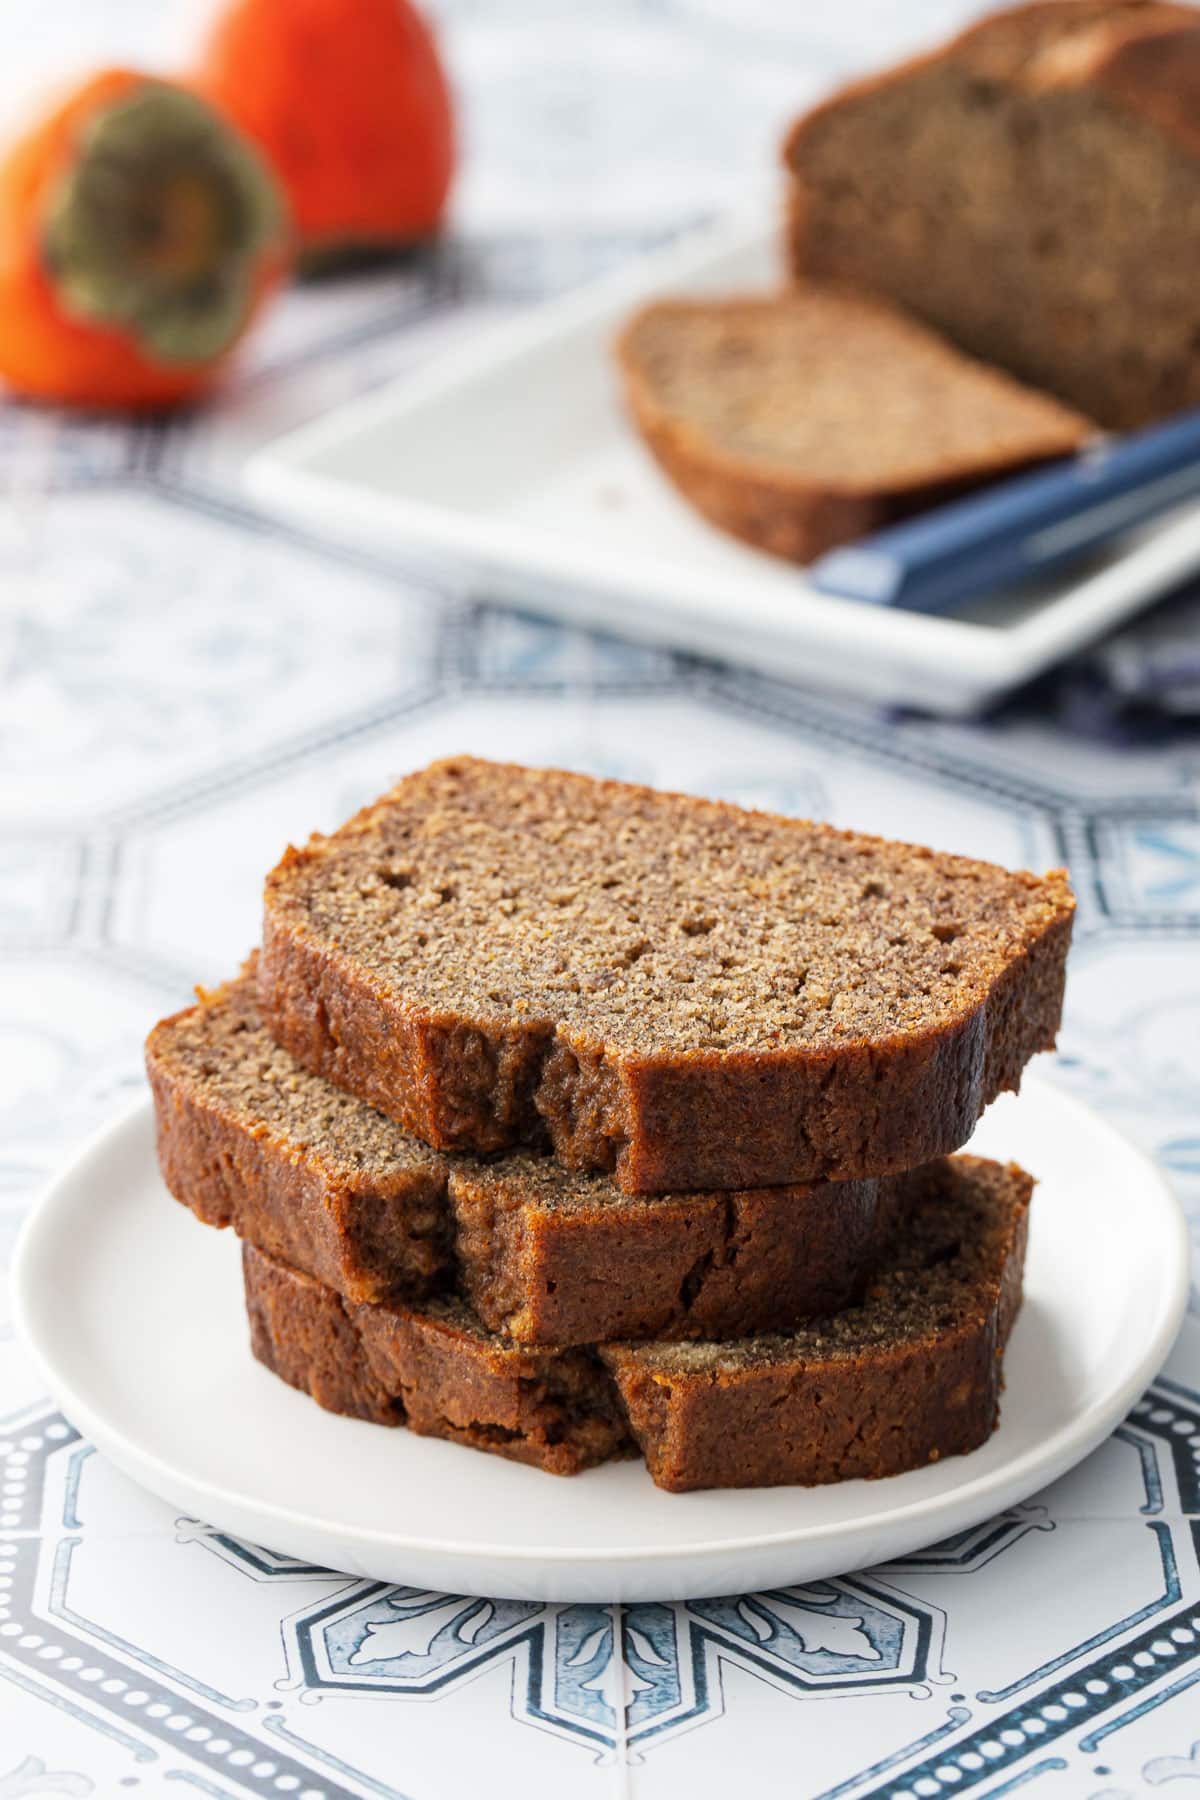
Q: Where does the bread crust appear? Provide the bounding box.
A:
[617,357,884,562]
[243,1156,1032,1492]
[782,2,1196,166]
[447,1160,909,1344]
[602,1160,1030,1491]
[244,1243,635,1475]
[147,973,914,1343]
[259,759,1075,1193]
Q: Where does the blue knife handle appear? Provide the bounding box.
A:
[809,406,1200,614]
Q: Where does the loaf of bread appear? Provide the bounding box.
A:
[617,289,1091,561]
[258,757,1075,1192]
[147,967,913,1344]
[244,1154,1032,1491]
[785,0,1200,429]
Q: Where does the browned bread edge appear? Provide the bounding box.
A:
[603,1157,1031,1491]
[243,1243,636,1476]
[258,761,1075,1193]
[781,2,1199,169]
[242,1154,1032,1492]
[147,972,916,1344]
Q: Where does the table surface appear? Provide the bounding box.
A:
[1,2,1199,1795]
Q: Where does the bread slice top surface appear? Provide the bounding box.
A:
[264,757,1075,1061]
[147,963,446,1183]
[618,289,1092,492]
[444,1144,836,1213]
[609,1155,1031,1373]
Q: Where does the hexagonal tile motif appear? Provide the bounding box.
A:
[3,489,439,827]
[285,1579,947,1755]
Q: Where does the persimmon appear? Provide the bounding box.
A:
[0,69,286,411]
[195,0,455,271]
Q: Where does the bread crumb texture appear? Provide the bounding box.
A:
[265,758,1073,1057]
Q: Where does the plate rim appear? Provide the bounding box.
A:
[11,1073,1191,1574]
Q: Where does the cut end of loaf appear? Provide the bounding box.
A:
[783,2,1200,429]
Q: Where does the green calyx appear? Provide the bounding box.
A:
[42,83,282,366]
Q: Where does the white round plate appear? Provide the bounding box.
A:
[13,1074,1188,1602]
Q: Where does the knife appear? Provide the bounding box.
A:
[809,406,1200,614]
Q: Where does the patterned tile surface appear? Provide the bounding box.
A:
[1,0,1199,1793]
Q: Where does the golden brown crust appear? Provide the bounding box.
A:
[617,356,883,562]
[245,1241,399,1425]
[781,2,1195,165]
[147,971,916,1343]
[446,1161,911,1343]
[602,1160,1031,1491]
[244,1244,635,1475]
[259,906,1071,1191]
[615,882,1072,1192]
[146,983,456,1306]
[606,1314,1004,1491]
[243,1156,1032,1492]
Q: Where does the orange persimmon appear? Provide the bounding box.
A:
[0,68,287,411]
[194,0,455,271]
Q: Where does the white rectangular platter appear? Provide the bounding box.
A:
[247,214,1200,716]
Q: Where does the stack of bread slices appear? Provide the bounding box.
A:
[146,758,1075,1492]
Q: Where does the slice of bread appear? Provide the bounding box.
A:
[148,967,453,1307]
[244,1155,1032,1491]
[147,968,912,1344]
[602,1155,1031,1491]
[617,288,1091,561]
[243,1243,636,1476]
[449,1147,910,1346]
[259,757,1075,1192]
[785,1,1200,429]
